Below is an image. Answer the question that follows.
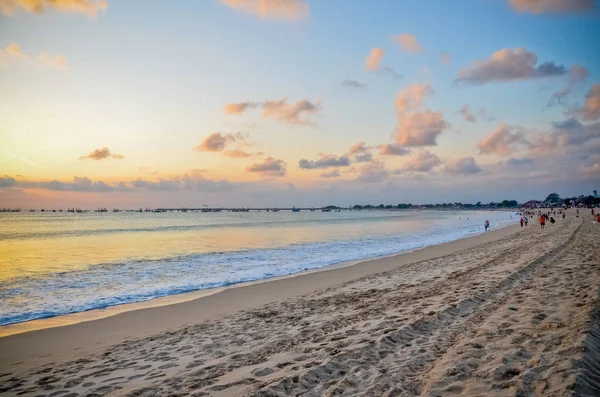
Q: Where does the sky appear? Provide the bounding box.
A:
[0,0,599,208]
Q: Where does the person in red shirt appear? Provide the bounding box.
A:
[540,215,546,229]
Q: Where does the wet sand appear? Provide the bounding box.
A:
[1,213,599,396]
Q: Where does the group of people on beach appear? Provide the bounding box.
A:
[518,207,600,229]
[486,207,599,233]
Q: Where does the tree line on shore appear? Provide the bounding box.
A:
[323,190,599,210]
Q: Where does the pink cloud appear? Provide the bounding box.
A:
[224,101,258,115]
[459,105,476,122]
[508,0,594,14]
[246,156,287,177]
[393,33,423,53]
[380,144,410,156]
[401,150,442,172]
[456,48,567,84]
[0,0,108,16]
[262,98,320,125]
[573,83,600,121]
[220,0,309,20]
[38,53,67,68]
[365,48,384,71]
[393,83,449,147]
[194,132,250,152]
[477,123,527,156]
[444,157,483,174]
[224,98,320,125]
[78,147,123,160]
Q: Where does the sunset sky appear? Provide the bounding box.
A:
[1,0,599,208]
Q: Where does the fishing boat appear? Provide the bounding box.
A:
[292,207,300,212]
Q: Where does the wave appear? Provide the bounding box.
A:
[0,212,514,326]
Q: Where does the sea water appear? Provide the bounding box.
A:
[0,210,515,326]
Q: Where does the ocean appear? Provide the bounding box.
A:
[0,210,515,326]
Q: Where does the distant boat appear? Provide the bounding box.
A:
[322,209,331,212]
[272,208,280,212]
[292,207,300,212]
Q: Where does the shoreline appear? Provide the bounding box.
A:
[0,222,519,372]
[0,219,516,338]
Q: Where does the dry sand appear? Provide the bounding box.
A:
[1,213,599,396]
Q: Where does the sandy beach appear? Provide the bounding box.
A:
[1,213,599,396]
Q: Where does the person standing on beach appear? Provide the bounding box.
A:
[520,217,524,227]
[524,216,528,226]
[540,215,546,229]
[485,220,490,231]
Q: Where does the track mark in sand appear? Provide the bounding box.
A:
[572,289,600,397]
[256,221,583,396]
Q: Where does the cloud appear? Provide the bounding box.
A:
[380,143,410,156]
[225,98,320,125]
[477,123,527,156]
[349,142,368,154]
[393,33,423,53]
[506,157,534,166]
[5,43,25,57]
[320,170,340,178]
[459,105,476,122]
[393,83,450,147]
[0,173,239,195]
[579,160,600,178]
[570,65,590,83]
[298,154,350,169]
[78,147,124,160]
[224,101,259,115]
[444,157,483,174]
[341,79,367,89]
[355,161,390,183]
[401,150,442,172]
[262,98,320,125]
[364,48,401,79]
[395,110,449,147]
[0,43,26,65]
[222,149,263,158]
[193,132,250,152]
[508,0,594,14]
[0,44,67,69]
[530,118,600,154]
[365,48,384,71]
[440,53,451,64]
[348,142,373,163]
[246,156,287,177]
[456,48,567,85]
[394,82,433,114]
[547,65,590,107]
[17,176,122,192]
[37,53,67,68]
[355,152,373,163]
[220,0,309,20]
[0,175,17,187]
[0,0,108,16]
[570,83,600,120]
[380,66,402,80]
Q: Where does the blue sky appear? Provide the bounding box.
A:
[0,0,599,207]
